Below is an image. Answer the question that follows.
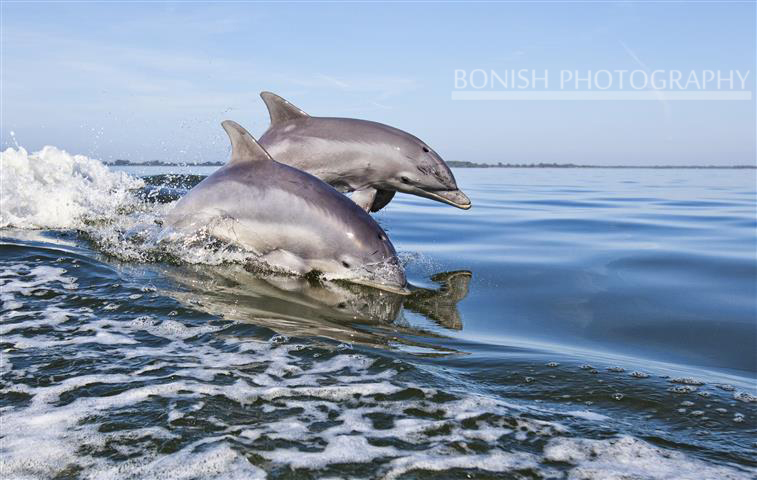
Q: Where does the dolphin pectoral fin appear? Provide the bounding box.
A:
[350,188,396,212]
[221,121,274,166]
[370,189,396,213]
[260,91,309,125]
[350,188,378,212]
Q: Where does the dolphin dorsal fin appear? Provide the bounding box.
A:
[221,120,273,166]
[260,91,309,125]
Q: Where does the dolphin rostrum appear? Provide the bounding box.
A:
[258,92,472,213]
[165,120,406,292]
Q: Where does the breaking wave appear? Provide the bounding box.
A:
[1,146,143,230]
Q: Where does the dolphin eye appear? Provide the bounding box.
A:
[400,176,411,184]
[422,147,430,153]
[342,261,351,268]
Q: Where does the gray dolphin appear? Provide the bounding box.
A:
[257,92,471,213]
[165,120,406,292]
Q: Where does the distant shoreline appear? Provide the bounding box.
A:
[106,160,756,169]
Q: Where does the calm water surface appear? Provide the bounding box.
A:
[1,153,755,479]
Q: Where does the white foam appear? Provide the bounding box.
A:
[94,441,266,480]
[385,450,548,480]
[0,146,143,229]
[265,435,397,469]
[544,435,754,479]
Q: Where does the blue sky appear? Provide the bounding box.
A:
[2,1,755,165]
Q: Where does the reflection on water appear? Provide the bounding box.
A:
[159,263,471,352]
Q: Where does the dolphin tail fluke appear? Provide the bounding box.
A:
[221,120,274,166]
[260,91,309,125]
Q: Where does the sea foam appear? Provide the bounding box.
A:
[1,146,142,229]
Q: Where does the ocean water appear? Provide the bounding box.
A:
[1,146,755,479]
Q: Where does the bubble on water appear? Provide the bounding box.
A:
[733,413,745,423]
[579,364,594,370]
[270,334,289,345]
[670,377,705,386]
[733,392,757,403]
[715,384,735,392]
[630,371,649,378]
[546,362,559,368]
[524,376,535,383]
[607,366,625,373]
[680,401,695,407]
[669,385,697,394]
[543,435,750,480]
[691,410,704,417]
[715,408,727,414]
[611,393,624,401]
[697,391,711,398]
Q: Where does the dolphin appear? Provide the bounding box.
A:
[257,91,472,213]
[165,120,406,292]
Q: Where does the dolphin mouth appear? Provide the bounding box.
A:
[415,188,472,210]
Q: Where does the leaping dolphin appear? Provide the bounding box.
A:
[165,120,406,292]
[258,91,472,213]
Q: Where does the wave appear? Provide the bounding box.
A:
[1,146,143,229]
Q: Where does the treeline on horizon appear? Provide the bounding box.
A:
[105,159,756,169]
